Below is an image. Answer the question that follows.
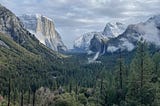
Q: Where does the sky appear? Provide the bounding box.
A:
[0,0,160,48]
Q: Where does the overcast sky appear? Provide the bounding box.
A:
[0,0,160,48]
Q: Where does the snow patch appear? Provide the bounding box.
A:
[107,46,119,53]
[74,32,102,50]
[103,22,126,37]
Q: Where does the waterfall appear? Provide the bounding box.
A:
[93,52,100,61]
[102,45,106,55]
[88,52,101,63]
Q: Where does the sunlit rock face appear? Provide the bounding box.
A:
[19,14,67,52]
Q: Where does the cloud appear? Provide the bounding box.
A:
[0,0,160,48]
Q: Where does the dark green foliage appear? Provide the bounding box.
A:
[1,32,160,106]
[126,40,156,106]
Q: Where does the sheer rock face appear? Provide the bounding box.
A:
[19,14,67,52]
[89,34,108,53]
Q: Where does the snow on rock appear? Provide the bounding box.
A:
[73,22,126,53]
[106,15,160,53]
[74,32,103,51]
[103,22,126,38]
[73,22,126,63]
[107,46,119,53]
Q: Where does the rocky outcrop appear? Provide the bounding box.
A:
[0,4,64,60]
[73,32,103,52]
[0,40,9,48]
[89,34,108,53]
[103,22,126,38]
[0,4,32,44]
[19,14,67,52]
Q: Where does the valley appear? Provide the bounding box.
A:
[0,2,160,106]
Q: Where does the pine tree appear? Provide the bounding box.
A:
[114,50,126,105]
[152,52,160,105]
[153,52,160,78]
[27,87,31,105]
[126,39,155,105]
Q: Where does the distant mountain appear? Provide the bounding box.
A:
[74,15,160,55]
[73,22,126,63]
[0,3,64,62]
[73,32,104,52]
[73,22,126,53]
[0,4,69,86]
[103,22,126,38]
[0,5,77,102]
[106,15,160,53]
[19,14,67,52]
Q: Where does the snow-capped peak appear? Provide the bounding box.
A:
[74,32,102,51]
[103,22,126,38]
[73,22,126,53]
[106,15,160,53]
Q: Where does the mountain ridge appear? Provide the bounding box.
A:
[106,15,160,53]
[73,22,126,53]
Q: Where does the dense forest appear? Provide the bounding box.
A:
[1,32,160,106]
[0,1,160,106]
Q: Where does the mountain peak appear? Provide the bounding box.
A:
[35,13,53,21]
[19,14,67,52]
[106,15,160,53]
[0,4,62,58]
[103,22,126,38]
[0,3,32,44]
[74,32,101,51]
[73,22,126,53]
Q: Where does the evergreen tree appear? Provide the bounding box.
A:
[152,52,160,105]
[152,52,160,78]
[126,39,155,105]
[114,50,126,105]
